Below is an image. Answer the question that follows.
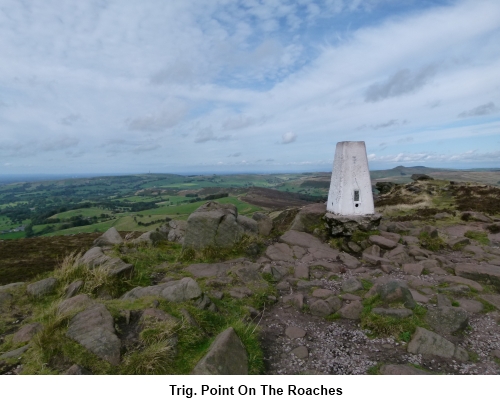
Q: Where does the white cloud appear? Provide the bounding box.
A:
[281,132,297,144]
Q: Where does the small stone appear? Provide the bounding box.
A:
[339,301,363,319]
[369,235,398,249]
[312,289,334,298]
[285,326,306,339]
[0,345,30,360]
[341,278,363,293]
[402,263,424,276]
[310,300,332,316]
[282,293,304,309]
[291,346,308,359]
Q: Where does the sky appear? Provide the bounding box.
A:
[0,0,499,175]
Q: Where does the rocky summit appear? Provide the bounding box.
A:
[1,178,500,375]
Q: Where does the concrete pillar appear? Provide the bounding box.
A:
[327,141,374,215]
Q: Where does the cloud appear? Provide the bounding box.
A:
[365,65,437,102]
[40,136,79,151]
[194,127,232,143]
[458,102,499,118]
[222,116,256,131]
[127,104,188,132]
[227,152,241,157]
[132,144,160,154]
[371,119,398,130]
[60,114,82,126]
[266,158,275,162]
[397,136,414,144]
[280,132,297,144]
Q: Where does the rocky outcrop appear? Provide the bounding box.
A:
[131,230,166,246]
[93,227,123,247]
[79,247,134,277]
[192,327,248,374]
[183,202,256,250]
[290,203,326,233]
[252,212,272,236]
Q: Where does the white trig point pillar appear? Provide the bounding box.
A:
[327,141,374,215]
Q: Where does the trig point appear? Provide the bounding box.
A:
[324,141,380,236]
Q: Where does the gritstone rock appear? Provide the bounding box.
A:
[192,327,248,375]
[66,303,121,365]
[93,227,123,247]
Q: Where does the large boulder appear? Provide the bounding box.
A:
[183,202,248,250]
[93,227,123,247]
[79,247,134,277]
[252,212,272,236]
[131,231,166,246]
[192,327,248,374]
[66,304,121,365]
[27,278,58,298]
[290,203,326,233]
[167,220,187,243]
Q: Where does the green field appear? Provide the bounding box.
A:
[49,207,111,220]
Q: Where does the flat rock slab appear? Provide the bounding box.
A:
[457,299,484,313]
[425,307,469,334]
[121,277,202,303]
[380,364,431,375]
[479,294,500,310]
[265,243,294,262]
[438,275,483,292]
[285,326,306,339]
[408,327,468,360]
[294,263,309,279]
[291,346,309,359]
[369,235,398,249]
[192,327,248,375]
[58,294,94,316]
[13,323,43,344]
[312,289,335,298]
[66,304,121,365]
[339,252,360,269]
[455,263,500,289]
[0,345,30,360]
[280,230,330,250]
[404,264,423,279]
[307,246,340,261]
[184,263,231,278]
